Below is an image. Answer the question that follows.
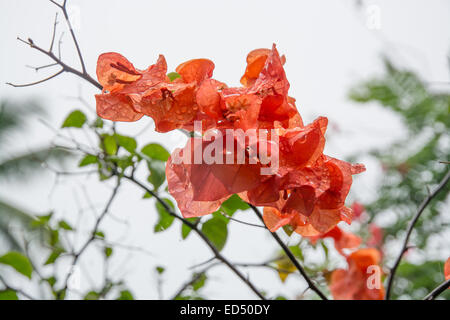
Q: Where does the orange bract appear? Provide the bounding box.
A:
[445,257,450,281]
[330,248,385,300]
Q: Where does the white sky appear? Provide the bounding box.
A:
[0,0,449,299]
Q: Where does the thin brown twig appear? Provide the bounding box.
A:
[423,279,450,300]
[385,170,450,299]
[249,204,328,300]
[58,176,121,298]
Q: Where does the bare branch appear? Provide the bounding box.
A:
[26,62,59,72]
[6,69,64,87]
[385,170,450,299]
[58,176,121,298]
[249,204,328,300]
[423,279,450,300]
[49,12,58,52]
[50,0,86,73]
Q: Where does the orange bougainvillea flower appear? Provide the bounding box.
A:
[367,223,383,247]
[260,155,365,236]
[96,44,303,133]
[96,45,366,234]
[307,226,362,256]
[330,248,385,300]
[95,53,216,132]
[445,257,450,281]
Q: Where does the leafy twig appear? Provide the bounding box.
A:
[385,170,450,299]
[249,204,328,300]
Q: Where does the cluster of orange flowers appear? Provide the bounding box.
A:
[95,44,385,299]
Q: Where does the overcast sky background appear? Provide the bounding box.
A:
[0,0,449,299]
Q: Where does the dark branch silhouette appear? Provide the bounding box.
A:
[385,170,450,299]
[249,204,328,300]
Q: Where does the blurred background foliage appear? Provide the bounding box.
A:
[348,58,449,299]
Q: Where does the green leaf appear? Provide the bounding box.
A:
[117,290,134,300]
[44,248,65,265]
[92,117,104,128]
[61,110,87,128]
[78,154,98,167]
[102,135,118,155]
[181,217,199,240]
[0,290,18,300]
[84,291,100,300]
[114,134,137,153]
[58,220,73,231]
[167,72,181,81]
[220,194,249,216]
[95,231,105,238]
[282,225,294,237]
[141,143,170,161]
[154,199,175,232]
[156,266,165,274]
[147,160,166,190]
[288,245,304,261]
[192,273,207,291]
[201,217,228,251]
[0,252,33,279]
[104,247,113,258]
[142,192,152,199]
[30,212,53,228]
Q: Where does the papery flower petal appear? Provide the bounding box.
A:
[96,52,142,92]
[176,59,215,84]
[240,48,271,87]
[330,248,384,300]
[95,93,143,122]
[196,79,226,119]
[166,154,229,218]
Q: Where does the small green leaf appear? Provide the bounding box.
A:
[142,192,152,199]
[154,199,175,232]
[147,160,166,190]
[44,248,65,265]
[95,231,105,238]
[167,72,181,81]
[92,117,104,128]
[220,194,249,216]
[181,217,199,240]
[61,110,87,128]
[141,143,170,161]
[114,134,137,153]
[78,154,98,167]
[58,220,73,231]
[30,212,52,228]
[102,135,118,155]
[84,291,100,300]
[201,217,228,251]
[156,266,165,274]
[0,290,18,300]
[0,252,33,279]
[104,247,113,258]
[288,245,304,261]
[283,225,294,237]
[117,290,134,300]
[192,273,207,291]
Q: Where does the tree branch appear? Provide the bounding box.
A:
[385,170,450,299]
[423,279,450,300]
[121,174,266,300]
[58,176,121,298]
[249,204,328,300]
